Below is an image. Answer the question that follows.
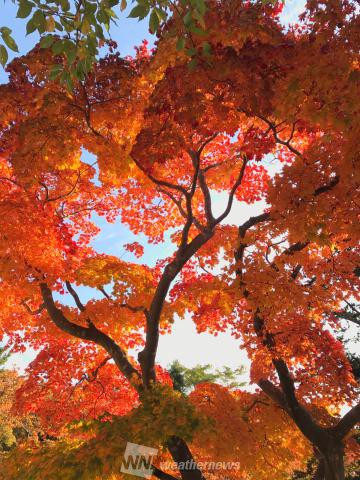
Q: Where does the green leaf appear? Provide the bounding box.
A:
[0,44,8,67]
[26,19,37,35]
[154,7,167,21]
[39,35,55,49]
[105,7,118,19]
[60,0,70,12]
[64,74,74,93]
[96,9,107,25]
[65,45,77,65]
[128,4,149,20]
[189,24,207,36]
[95,23,104,39]
[75,60,85,80]
[186,47,197,57]
[0,27,11,36]
[85,2,97,15]
[81,17,91,34]
[176,37,185,51]
[188,58,197,70]
[62,39,75,54]
[194,0,207,15]
[33,10,46,30]
[52,40,64,55]
[54,21,63,32]
[60,18,73,33]
[49,64,63,80]
[86,13,96,26]
[83,56,92,73]
[1,32,19,52]
[202,41,211,56]
[149,10,159,33]
[86,35,98,55]
[183,10,193,27]
[192,8,205,29]
[16,0,34,19]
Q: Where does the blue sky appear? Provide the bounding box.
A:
[0,0,306,80]
[2,0,306,380]
[0,1,157,82]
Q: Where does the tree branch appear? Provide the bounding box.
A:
[40,282,142,389]
[197,133,218,156]
[40,171,81,203]
[215,155,248,225]
[188,149,214,226]
[272,358,329,449]
[21,300,46,315]
[179,149,201,250]
[245,398,270,413]
[314,175,339,196]
[152,465,180,480]
[138,151,247,387]
[98,286,147,314]
[89,356,112,381]
[235,212,271,282]
[66,281,85,312]
[138,230,214,386]
[254,114,303,157]
[332,401,360,439]
[257,379,288,412]
[158,187,205,232]
[283,241,309,256]
[333,309,360,327]
[238,212,271,240]
[166,436,206,480]
[131,156,189,197]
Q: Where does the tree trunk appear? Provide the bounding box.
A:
[324,448,345,480]
[167,436,206,480]
[316,443,345,480]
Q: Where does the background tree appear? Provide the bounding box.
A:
[168,360,246,394]
[0,345,11,368]
[0,356,39,453]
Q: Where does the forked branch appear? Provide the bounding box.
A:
[254,113,303,157]
[332,402,360,439]
[99,286,147,314]
[40,282,142,389]
[138,149,249,387]
[215,155,248,225]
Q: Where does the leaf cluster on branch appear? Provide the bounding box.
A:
[0,0,359,479]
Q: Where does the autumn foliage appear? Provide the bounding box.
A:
[0,1,359,479]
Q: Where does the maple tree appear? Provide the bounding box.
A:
[1,0,274,85]
[0,0,359,479]
[0,0,207,67]
[0,357,40,453]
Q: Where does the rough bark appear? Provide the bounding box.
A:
[167,436,206,480]
[315,442,345,480]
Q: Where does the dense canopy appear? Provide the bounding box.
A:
[0,1,359,479]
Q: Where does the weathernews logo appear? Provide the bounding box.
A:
[121,441,241,478]
[121,442,158,479]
